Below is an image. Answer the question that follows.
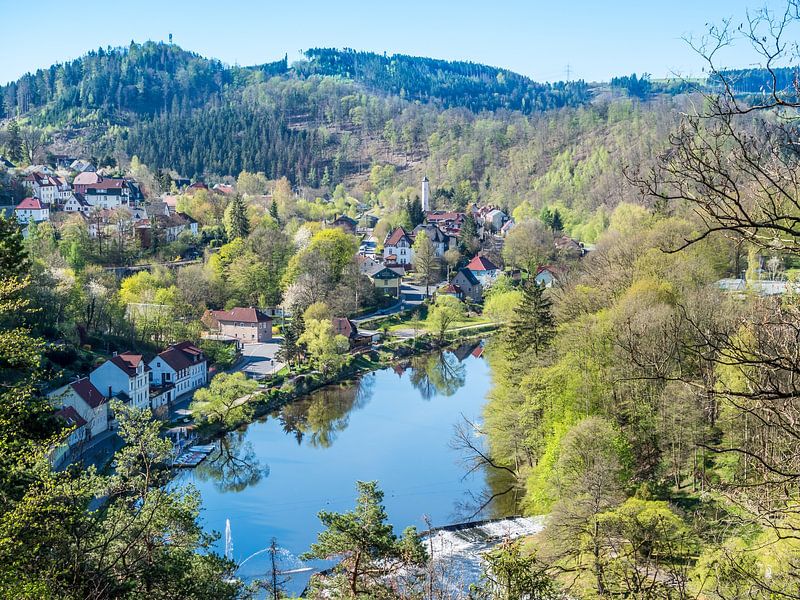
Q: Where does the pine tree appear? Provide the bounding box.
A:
[459,212,480,256]
[407,197,424,228]
[269,198,280,224]
[0,215,28,278]
[551,209,563,233]
[506,279,555,356]
[224,195,249,241]
[5,120,22,164]
[278,308,305,367]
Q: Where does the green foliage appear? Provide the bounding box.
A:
[190,372,259,428]
[426,295,466,342]
[224,195,250,241]
[302,481,427,598]
[506,280,554,357]
[471,540,558,600]
[199,340,237,369]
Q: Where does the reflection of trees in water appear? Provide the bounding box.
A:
[451,417,523,521]
[276,374,375,448]
[409,351,467,400]
[194,431,270,493]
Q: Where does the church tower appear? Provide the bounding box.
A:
[421,176,430,212]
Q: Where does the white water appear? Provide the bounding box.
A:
[225,518,233,561]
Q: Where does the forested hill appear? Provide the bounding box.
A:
[296,48,591,112]
[0,42,288,122]
[0,42,588,124]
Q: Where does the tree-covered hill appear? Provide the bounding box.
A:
[296,48,591,112]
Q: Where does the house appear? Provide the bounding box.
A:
[203,307,272,344]
[484,209,508,233]
[23,172,59,204]
[365,264,403,297]
[437,283,464,300]
[554,235,584,258]
[48,377,109,438]
[54,406,89,449]
[412,224,453,257]
[89,352,150,411]
[15,197,50,223]
[63,192,91,213]
[357,254,381,274]
[499,219,516,237]
[332,317,373,348]
[466,255,500,286]
[177,212,199,235]
[213,183,235,195]
[185,182,209,194]
[52,154,78,169]
[0,155,16,168]
[84,178,131,209]
[72,171,102,194]
[425,211,466,236]
[331,214,358,234]
[453,267,483,302]
[534,265,562,288]
[70,159,96,173]
[148,342,208,397]
[383,227,414,265]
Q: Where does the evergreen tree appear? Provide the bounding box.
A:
[506,279,555,356]
[224,195,249,241]
[459,212,480,256]
[5,120,22,164]
[270,198,280,224]
[407,196,424,228]
[551,209,563,233]
[0,216,28,278]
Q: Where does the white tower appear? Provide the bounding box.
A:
[421,176,430,212]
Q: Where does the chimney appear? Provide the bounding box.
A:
[108,386,112,399]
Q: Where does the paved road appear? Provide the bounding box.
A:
[239,341,286,380]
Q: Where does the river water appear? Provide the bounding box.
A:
[181,342,512,588]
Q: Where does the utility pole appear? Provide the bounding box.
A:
[565,64,572,81]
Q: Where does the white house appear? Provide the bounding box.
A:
[89,352,150,411]
[63,192,91,213]
[466,255,501,286]
[15,197,50,223]
[534,265,562,288]
[412,224,453,257]
[84,178,131,209]
[48,377,109,438]
[383,227,414,265]
[23,172,59,205]
[148,342,208,397]
[53,406,88,453]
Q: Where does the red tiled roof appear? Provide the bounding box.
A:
[157,342,205,372]
[55,405,87,429]
[16,197,44,210]
[466,255,499,272]
[109,352,144,377]
[209,307,271,324]
[332,317,356,338]
[385,227,411,247]
[70,378,107,409]
[87,178,127,190]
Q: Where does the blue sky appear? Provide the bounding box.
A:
[0,0,790,84]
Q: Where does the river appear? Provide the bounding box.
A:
[181,341,514,589]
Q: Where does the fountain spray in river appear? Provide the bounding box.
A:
[225,519,233,561]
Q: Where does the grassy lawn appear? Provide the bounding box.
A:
[385,313,491,332]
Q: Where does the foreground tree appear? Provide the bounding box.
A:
[506,280,554,357]
[302,481,427,598]
[426,295,465,343]
[470,540,558,600]
[412,230,439,297]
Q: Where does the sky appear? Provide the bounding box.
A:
[0,0,791,85]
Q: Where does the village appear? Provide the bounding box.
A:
[0,152,589,469]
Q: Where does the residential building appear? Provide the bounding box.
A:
[23,172,59,204]
[383,227,414,265]
[331,214,358,234]
[453,267,483,302]
[84,178,131,209]
[365,264,403,297]
[63,192,91,213]
[72,171,102,194]
[332,317,373,348]
[484,209,507,233]
[70,159,96,173]
[53,406,88,449]
[437,283,464,300]
[48,377,109,438]
[203,307,273,343]
[466,254,500,287]
[89,352,150,411]
[148,342,208,397]
[412,223,453,257]
[15,197,50,223]
[534,265,562,288]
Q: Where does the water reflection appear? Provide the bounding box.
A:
[195,431,270,493]
[409,351,467,399]
[276,375,375,448]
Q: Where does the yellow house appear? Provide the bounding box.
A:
[366,265,403,297]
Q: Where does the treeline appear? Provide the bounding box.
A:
[298,48,591,113]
